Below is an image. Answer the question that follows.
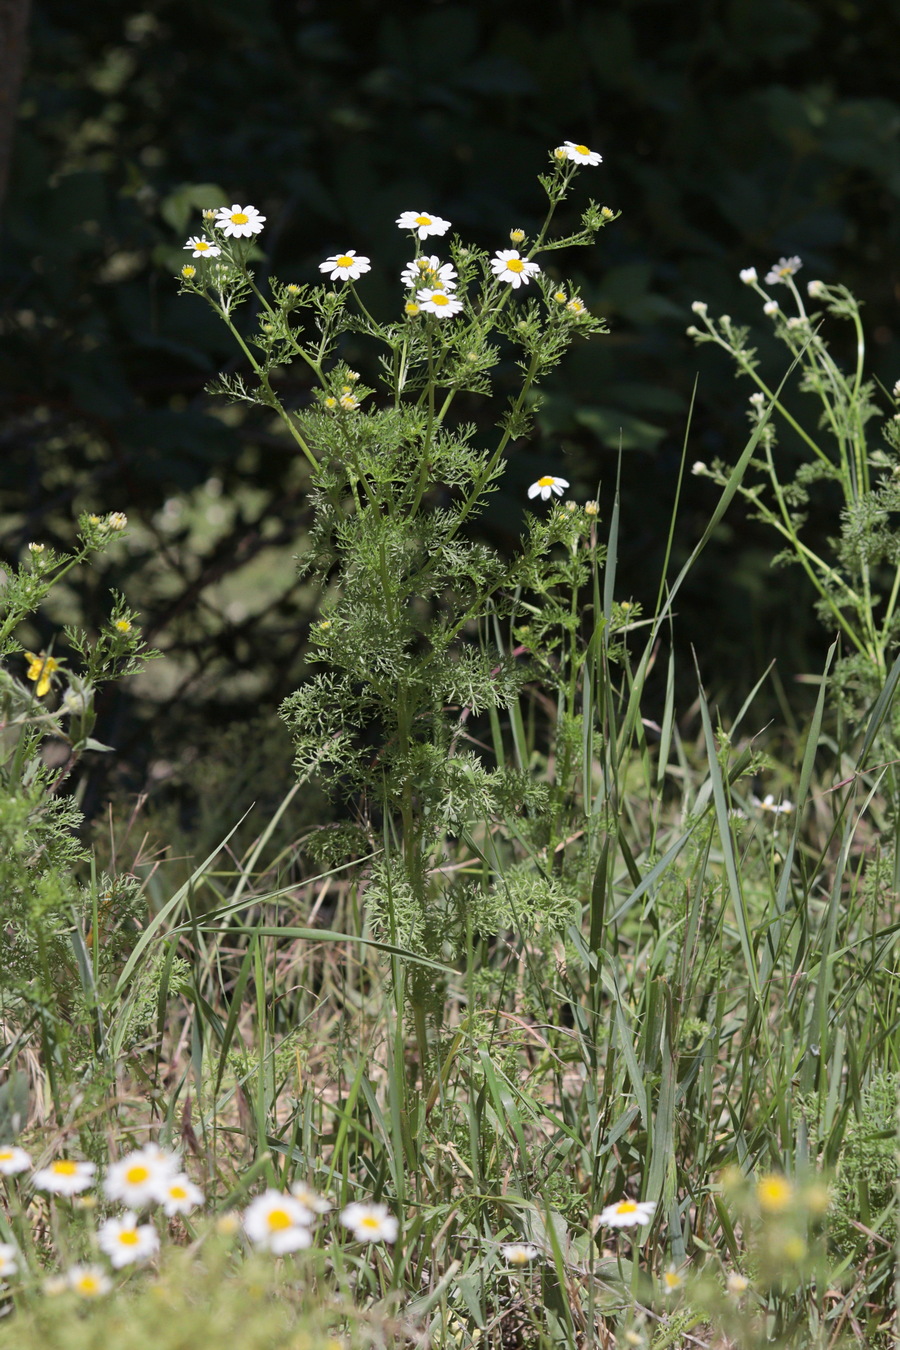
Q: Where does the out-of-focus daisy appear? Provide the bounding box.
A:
[319,251,371,282]
[755,1173,794,1213]
[566,298,587,316]
[340,1201,399,1244]
[750,793,794,815]
[214,204,266,238]
[500,1242,539,1265]
[662,1264,684,1295]
[401,256,457,291]
[184,236,220,259]
[243,1190,314,1254]
[763,300,779,316]
[556,140,603,166]
[764,256,802,285]
[32,1159,96,1196]
[290,1182,332,1215]
[24,651,61,698]
[104,1147,178,1208]
[97,1212,160,1268]
[106,512,128,531]
[0,1244,18,1279]
[739,267,758,285]
[597,1198,657,1228]
[0,1146,32,1176]
[527,475,569,501]
[66,1264,112,1298]
[395,211,451,240]
[726,1270,749,1296]
[416,288,464,318]
[490,250,540,289]
[160,1173,204,1217]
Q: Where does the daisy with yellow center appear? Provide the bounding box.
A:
[214,204,266,238]
[566,298,587,316]
[597,1198,657,1228]
[114,618,133,633]
[764,255,802,285]
[25,651,61,697]
[556,140,603,166]
[662,1264,684,1294]
[417,288,464,318]
[395,210,452,240]
[181,265,197,279]
[756,1173,794,1214]
[243,1190,314,1253]
[400,255,457,291]
[104,1146,177,1207]
[184,236,220,259]
[340,1200,399,1244]
[32,1158,97,1196]
[319,251,371,282]
[98,1211,160,1268]
[0,1146,32,1175]
[67,1264,111,1298]
[527,475,569,502]
[106,512,128,531]
[404,301,420,316]
[161,1173,204,1217]
[499,1242,538,1265]
[290,1182,332,1214]
[490,250,540,289]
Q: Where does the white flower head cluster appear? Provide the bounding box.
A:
[401,255,457,291]
[104,1145,203,1217]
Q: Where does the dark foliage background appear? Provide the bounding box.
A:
[2,0,899,821]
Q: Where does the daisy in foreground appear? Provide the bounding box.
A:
[243,1191,314,1254]
[97,1212,160,1268]
[598,1198,657,1228]
[528,475,569,501]
[396,210,451,239]
[66,1264,112,1298]
[214,204,266,238]
[184,236,220,258]
[32,1158,96,1196]
[491,250,540,288]
[556,140,603,166]
[340,1201,399,1244]
[319,251,371,282]
[500,1242,539,1265]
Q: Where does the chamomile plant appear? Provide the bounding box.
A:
[175,145,617,1039]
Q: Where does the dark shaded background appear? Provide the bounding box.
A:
[2,0,899,819]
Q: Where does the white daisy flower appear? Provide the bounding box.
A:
[0,1243,18,1278]
[662,1264,684,1295]
[214,204,266,238]
[184,236,221,259]
[566,298,587,316]
[290,1182,332,1215]
[490,250,540,289]
[807,279,826,298]
[416,288,464,318]
[556,140,603,166]
[243,1190,315,1254]
[763,300,779,316]
[160,1174,205,1217]
[340,1201,399,1244]
[597,1198,657,1228]
[32,1158,96,1197]
[726,1270,749,1296]
[500,1242,539,1265]
[0,1146,32,1175]
[739,267,758,285]
[106,512,128,531]
[104,1147,177,1208]
[319,251,371,282]
[395,211,452,240]
[400,255,457,291]
[66,1264,112,1298]
[528,475,569,501]
[764,256,802,285]
[750,793,794,815]
[97,1211,160,1268]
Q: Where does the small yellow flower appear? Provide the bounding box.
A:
[553,146,567,161]
[339,393,359,410]
[107,512,128,531]
[804,1182,831,1217]
[566,298,587,316]
[181,265,197,279]
[509,228,525,243]
[28,541,45,553]
[780,1234,807,1262]
[601,206,614,220]
[553,290,567,304]
[662,1264,683,1294]
[285,283,301,295]
[756,1173,793,1214]
[114,618,133,634]
[584,501,599,516]
[88,513,102,525]
[25,651,61,697]
[726,1271,749,1296]
[405,301,420,316]
[324,396,338,409]
[345,369,360,382]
